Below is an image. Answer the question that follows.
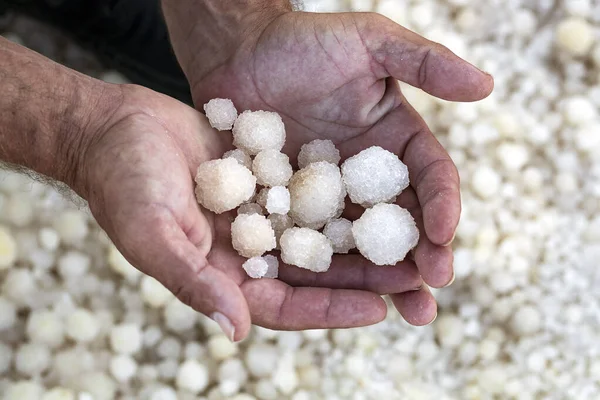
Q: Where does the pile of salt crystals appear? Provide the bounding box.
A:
[196,98,420,278]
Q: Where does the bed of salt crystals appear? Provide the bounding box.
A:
[2,0,600,398]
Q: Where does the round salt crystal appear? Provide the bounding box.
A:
[26,310,65,348]
[510,304,542,336]
[243,257,269,279]
[280,227,333,272]
[266,186,291,215]
[231,214,276,258]
[4,381,44,400]
[183,341,204,360]
[218,358,247,390]
[5,193,33,227]
[164,298,197,332]
[237,203,264,216]
[223,149,253,170]
[66,309,99,343]
[140,275,174,308]
[341,146,409,207]
[157,359,179,380]
[253,150,293,187]
[41,387,75,400]
[555,172,578,193]
[245,343,279,378]
[110,354,138,382]
[54,209,88,244]
[478,339,500,361]
[58,251,91,280]
[255,379,278,400]
[157,336,182,359]
[175,359,209,394]
[76,372,116,400]
[0,225,17,269]
[496,142,529,170]
[0,297,16,331]
[323,218,355,254]
[471,166,501,199]
[298,365,321,388]
[297,139,341,169]
[232,110,286,155]
[268,213,294,247]
[2,268,36,303]
[434,313,465,349]
[110,323,143,355]
[195,158,256,214]
[208,334,238,360]
[277,331,303,351]
[0,342,13,373]
[107,245,142,283]
[150,387,178,400]
[556,17,595,57]
[272,353,298,395]
[352,204,419,266]
[563,96,597,125]
[288,162,345,229]
[575,124,600,151]
[204,98,238,131]
[16,342,51,376]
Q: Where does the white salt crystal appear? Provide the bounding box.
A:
[204,98,238,131]
[231,214,276,258]
[41,387,75,400]
[352,204,419,266]
[510,304,542,336]
[26,310,65,348]
[245,343,279,378]
[563,96,597,126]
[108,245,142,283]
[2,268,36,303]
[268,213,294,248]
[150,387,178,400]
[0,225,17,269]
[164,298,197,332]
[195,158,256,213]
[263,254,279,279]
[280,227,333,273]
[556,17,595,57]
[58,251,91,280]
[0,342,12,374]
[223,148,252,170]
[16,342,51,376]
[237,203,264,216]
[266,186,291,215]
[255,187,270,209]
[288,162,345,229]
[208,334,238,360]
[5,193,33,227]
[323,218,355,253]
[110,354,138,382]
[76,372,116,400]
[4,381,44,400]
[66,309,99,343]
[341,146,409,207]
[232,110,286,155]
[140,275,174,308]
[157,336,181,359]
[434,313,465,349]
[176,359,209,394]
[471,166,501,199]
[297,139,341,169]
[54,209,88,244]
[242,257,269,279]
[252,150,293,187]
[496,143,529,171]
[110,323,143,355]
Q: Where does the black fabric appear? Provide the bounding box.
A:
[1,0,193,105]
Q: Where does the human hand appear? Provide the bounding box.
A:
[81,84,426,341]
[165,10,494,324]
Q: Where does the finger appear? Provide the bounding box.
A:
[277,254,423,294]
[357,13,494,101]
[241,278,387,330]
[389,285,437,326]
[397,187,454,288]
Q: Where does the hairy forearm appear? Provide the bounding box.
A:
[161,0,293,83]
[0,37,121,194]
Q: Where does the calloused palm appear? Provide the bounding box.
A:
[83,86,426,341]
[184,12,494,324]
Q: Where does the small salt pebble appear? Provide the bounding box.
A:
[58,251,91,280]
[323,218,355,254]
[280,227,333,272]
[163,298,197,332]
[510,304,542,336]
[204,98,238,131]
[266,186,291,215]
[243,257,270,279]
[253,150,293,187]
[66,308,100,343]
[297,139,341,169]
[110,354,138,382]
[110,323,143,355]
[556,17,595,56]
[223,148,253,170]
[0,225,18,269]
[208,334,238,360]
[4,381,44,400]
[232,110,286,155]
[231,214,276,258]
[176,359,209,394]
[15,342,52,376]
[140,275,174,308]
[263,254,279,279]
[54,209,89,244]
[246,343,279,378]
[41,387,76,400]
[471,166,501,199]
[26,309,65,348]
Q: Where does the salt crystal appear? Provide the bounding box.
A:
[268,213,294,248]
[0,342,12,374]
[245,343,279,378]
[203,98,238,131]
[280,227,333,272]
[471,165,501,199]
[195,158,256,213]
[66,308,99,343]
[26,310,65,348]
[58,251,91,280]
[16,342,51,376]
[255,187,270,209]
[164,298,197,332]
[0,225,17,269]
[563,96,597,126]
[263,254,279,279]
[140,275,174,308]
[242,257,269,279]
[109,354,138,382]
[434,313,465,349]
[4,381,44,400]
[237,203,264,216]
[110,323,143,355]
[108,245,142,283]
[54,209,89,244]
[510,304,542,336]
[2,268,36,303]
[208,334,238,360]
[323,218,355,253]
[223,149,252,170]
[341,146,409,207]
[352,204,419,266]
[176,359,209,394]
[231,214,276,258]
[288,162,345,229]
[297,139,341,169]
[252,150,293,187]
[232,110,286,155]
[266,186,291,214]
[556,17,595,57]
[41,387,76,400]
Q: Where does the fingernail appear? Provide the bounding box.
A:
[426,311,438,326]
[211,312,235,342]
[443,271,456,288]
[442,231,456,247]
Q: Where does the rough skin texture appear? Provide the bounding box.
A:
[194,158,256,214]
[266,186,291,215]
[341,146,410,207]
[231,214,276,258]
[297,139,341,169]
[280,227,333,273]
[232,110,286,155]
[203,98,238,131]
[352,204,419,266]
[288,162,346,230]
[323,218,356,254]
[242,257,269,279]
[252,149,293,187]
[223,149,252,170]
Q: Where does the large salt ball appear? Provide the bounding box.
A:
[280,227,333,272]
[195,158,256,213]
[341,146,409,207]
[66,309,99,343]
[203,98,238,131]
[352,204,419,266]
[252,150,293,187]
[110,323,143,355]
[26,310,65,348]
[232,110,286,155]
[555,17,595,57]
[288,162,345,229]
[231,214,276,258]
[176,359,209,394]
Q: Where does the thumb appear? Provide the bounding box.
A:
[357,14,494,102]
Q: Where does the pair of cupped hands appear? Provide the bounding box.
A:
[81,11,493,341]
